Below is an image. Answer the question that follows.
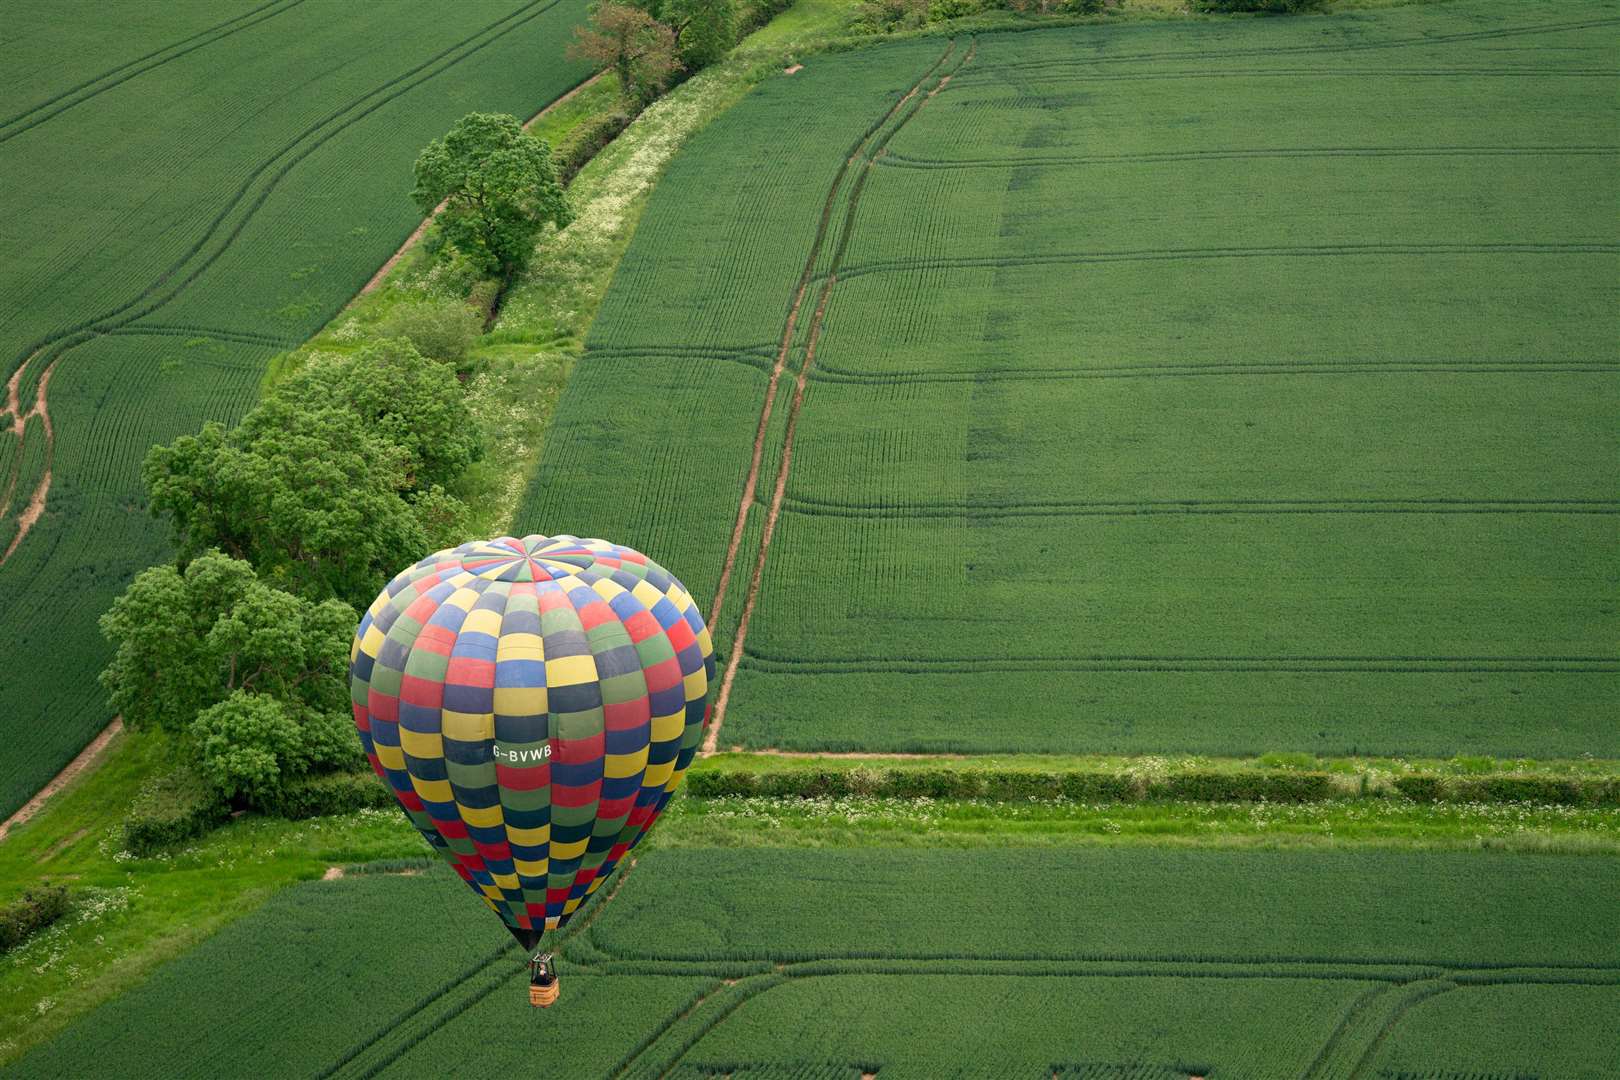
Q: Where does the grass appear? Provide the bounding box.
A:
[0,0,597,820]
[4,726,1615,1066]
[12,847,1619,1076]
[518,0,1620,760]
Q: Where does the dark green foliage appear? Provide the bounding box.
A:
[1396,773,1619,806]
[412,112,572,279]
[1146,769,1332,803]
[142,401,427,610]
[263,768,398,820]
[144,337,481,611]
[557,109,635,182]
[1197,0,1322,11]
[99,551,359,806]
[275,338,483,494]
[686,766,1335,802]
[372,301,484,367]
[121,765,229,856]
[663,0,738,69]
[0,885,70,953]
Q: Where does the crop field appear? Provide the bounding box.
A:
[516,0,1620,759]
[15,848,1619,1077]
[0,0,595,818]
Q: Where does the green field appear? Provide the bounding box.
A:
[516,0,1620,758]
[14,848,1618,1077]
[0,0,595,819]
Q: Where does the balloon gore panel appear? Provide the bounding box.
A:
[349,535,715,943]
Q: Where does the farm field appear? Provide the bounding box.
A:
[14,847,1619,1077]
[0,0,595,819]
[516,0,1620,759]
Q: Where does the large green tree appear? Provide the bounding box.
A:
[654,0,736,70]
[143,338,477,608]
[143,399,427,609]
[411,112,572,280]
[275,337,483,493]
[99,552,358,804]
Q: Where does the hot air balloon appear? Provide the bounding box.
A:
[348,534,714,1006]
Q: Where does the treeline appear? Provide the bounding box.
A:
[102,336,484,812]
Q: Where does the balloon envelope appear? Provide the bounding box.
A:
[349,534,714,947]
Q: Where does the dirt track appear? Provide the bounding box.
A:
[0,717,123,843]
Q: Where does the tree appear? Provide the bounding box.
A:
[411,113,572,280]
[99,551,359,804]
[569,4,681,107]
[655,0,736,70]
[143,398,428,609]
[275,337,483,494]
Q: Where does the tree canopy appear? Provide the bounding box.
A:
[99,551,358,805]
[411,112,571,279]
[143,338,477,609]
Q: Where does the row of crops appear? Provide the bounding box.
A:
[0,0,597,818]
[17,850,1618,1076]
[516,0,1620,759]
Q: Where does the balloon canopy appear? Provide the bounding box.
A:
[349,534,714,949]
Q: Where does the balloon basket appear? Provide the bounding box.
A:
[529,951,558,1008]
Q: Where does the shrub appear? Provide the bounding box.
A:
[191,693,356,807]
[855,0,929,32]
[264,768,397,820]
[123,765,230,855]
[1393,774,1445,803]
[1148,770,1333,803]
[928,0,983,20]
[0,885,71,952]
[557,111,634,183]
[373,300,482,365]
[1196,0,1323,10]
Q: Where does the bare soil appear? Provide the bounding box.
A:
[0,717,123,843]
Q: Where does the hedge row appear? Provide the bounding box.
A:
[263,769,396,820]
[684,767,1337,803]
[122,766,229,856]
[687,767,1620,806]
[1393,774,1620,806]
[0,885,70,952]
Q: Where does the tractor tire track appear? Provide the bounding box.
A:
[704,40,960,642]
[0,0,569,572]
[705,40,975,753]
[879,143,1620,170]
[829,241,1620,285]
[948,15,1620,80]
[0,0,309,144]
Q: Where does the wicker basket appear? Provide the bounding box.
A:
[530,979,559,1008]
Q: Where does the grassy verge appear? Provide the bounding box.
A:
[656,793,1620,853]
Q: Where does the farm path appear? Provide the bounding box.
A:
[0,717,122,843]
[703,38,975,755]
